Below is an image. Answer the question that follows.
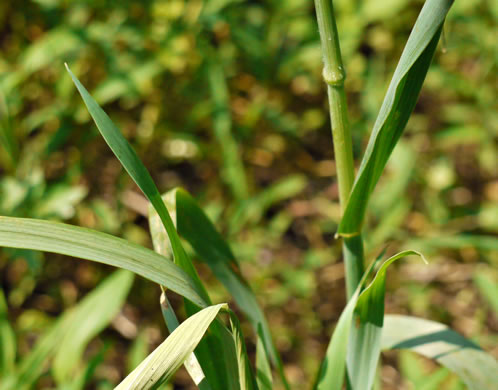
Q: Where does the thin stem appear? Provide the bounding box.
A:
[314,0,363,299]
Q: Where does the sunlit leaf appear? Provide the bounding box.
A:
[116,303,227,390]
[383,315,498,390]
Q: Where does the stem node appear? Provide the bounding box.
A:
[323,66,346,87]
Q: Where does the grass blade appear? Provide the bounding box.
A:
[347,251,427,390]
[315,253,380,390]
[383,314,498,390]
[0,216,206,308]
[116,303,227,390]
[149,188,289,388]
[315,250,424,390]
[256,324,273,390]
[65,64,211,306]
[338,0,454,237]
[473,271,498,314]
[52,270,134,384]
[149,195,241,390]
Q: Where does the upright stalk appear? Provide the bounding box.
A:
[314,0,364,299]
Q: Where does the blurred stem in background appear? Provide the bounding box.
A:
[313,0,364,299]
[0,90,18,172]
[208,60,249,202]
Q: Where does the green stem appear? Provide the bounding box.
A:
[314,0,363,299]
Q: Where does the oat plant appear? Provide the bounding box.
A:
[0,0,497,389]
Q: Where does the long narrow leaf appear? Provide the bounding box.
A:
[338,0,453,237]
[0,216,206,308]
[382,315,498,390]
[65,64,211,306]
[116,303,227,390]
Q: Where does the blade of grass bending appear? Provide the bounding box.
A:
[315,250,423,390]
[52,270,134,384]
[382,314,498,390]
[347,251,427,390]
[116,303,227,390]
[0,216,206,308]
[150,196,239,390]
[2,271,132,390]
[338,0,454,237]
[65,64,211,306]
[149,188,289,389]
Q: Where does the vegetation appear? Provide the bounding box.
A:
[0,0,496,389]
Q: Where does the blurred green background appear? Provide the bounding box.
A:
[0,0,497,389]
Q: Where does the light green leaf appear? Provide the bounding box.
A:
[65,64,211,306]
[116,303,227,390]
[0,216,206,308]
[338,0,453,237]
[52,270,134,384]
[382,315,498,390]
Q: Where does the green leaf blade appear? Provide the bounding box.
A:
[149,188,289,389]
[0,216,206,308]
[116,303,227,390]
[338,0,454,237]
[383,315,498,390]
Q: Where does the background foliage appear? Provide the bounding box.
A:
[0,0,496,388]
